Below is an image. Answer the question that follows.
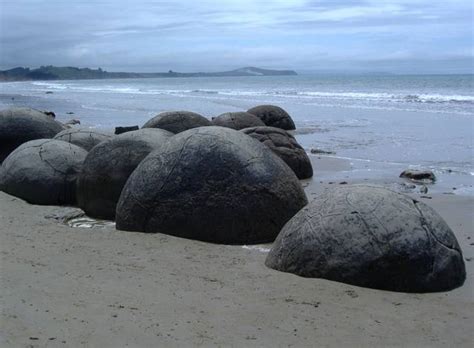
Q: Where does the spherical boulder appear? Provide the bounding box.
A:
[116,126,308,244]
[241,126,313,179]
[211,112,265,130]
[0,107,66,162]
[76,128,172,220]
[265,185,466,293]
[0,139,87,205]
[142,111,211,133]
[53,128,112,151]
[247,105,296,130]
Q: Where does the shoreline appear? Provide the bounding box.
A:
[1,156,473,347]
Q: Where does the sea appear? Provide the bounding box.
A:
[1,74,473,195]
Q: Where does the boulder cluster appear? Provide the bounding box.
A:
[0,106,466,292]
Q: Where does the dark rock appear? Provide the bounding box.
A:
[212,112,265,130]
[45,91,54,94]
[241,126,313,179]
[53,128,112,151]
[43,110,56,118]
[116,126,308,244]
[247,105,296,130]
[0,139,87,205]
[76,128,172,220]
[0,107,66,163]
[310,148,335,155]
[115,126,139,135]
[265,185,466,293]
[400,169,436,183]
[142,111,211,134]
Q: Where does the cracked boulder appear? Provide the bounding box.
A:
[241,126,313,179]
[76,128,173,220]
[53,128,112,151]
[211,112,265,130]
[266,185,466,292]
[0,107,66,163]
[116,126,308,244]
[247,105,296,130]
[0,139,87,205]
[142,111,211,134]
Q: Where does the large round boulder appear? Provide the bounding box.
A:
[211,112,265,130]
[247,105,296,130]
[142,111,211,133]
[76,128,172,220]
[53,128,112,151]
[241,126,313,179]
[116,126,308,244]
[0,107,66,162]
[265,185,466,293]
[0,139,87,205]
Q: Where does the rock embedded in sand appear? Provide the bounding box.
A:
[143,111,211,134]
[0,139,87,205]
[211,111,265,130]
[53,128,112,151]
[247,105,296,130]
[265,185,466,293]
[116,126,308,244]
[0,107,66,163]
[76,128,172,220]
[400,169,436,183]
[241,126,313,179]
[115,126,139,134]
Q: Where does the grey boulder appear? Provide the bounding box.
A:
[76,128,172,220]
[0,139,87,205]
[212,112,265,130]
[142,111,211,133]
[241,126,313,179]
[266,185,466,293]
[53,128,112,151]
[0,107,66,162]
[116,126,308,244]
[247,105,296,130]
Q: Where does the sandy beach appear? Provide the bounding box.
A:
[1,156,472,347]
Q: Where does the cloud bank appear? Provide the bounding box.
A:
[1,0,472,73]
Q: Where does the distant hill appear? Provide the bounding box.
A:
[0,66,297,81]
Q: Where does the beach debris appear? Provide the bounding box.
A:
[212,111,265,130]
[241,126,313,179]
[310,148,335,155]
[54,128,112,151]
[114,125,138,134]
[247,104,296,130]
[0,139,86,205]
[339,181,348,185]
[265,185,466,292]
[45,91,54,94]
[400,169,436,183]
[0,107,65,163]
[142,110,211,134]
[116,126,308,244]
[420,185,428,194]
[77,128,172,220]
[66,111,75,114]
[66,216,115,229]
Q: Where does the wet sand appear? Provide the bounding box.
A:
[1,156,473,347]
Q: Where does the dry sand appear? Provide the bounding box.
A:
[1,156,473,347]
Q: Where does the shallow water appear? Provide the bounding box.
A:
[1,74,472,194]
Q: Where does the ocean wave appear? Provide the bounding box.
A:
[28,81,474,105]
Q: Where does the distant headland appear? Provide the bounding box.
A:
[0,66,297,82]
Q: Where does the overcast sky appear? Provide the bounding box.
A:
[0,0,472,73]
